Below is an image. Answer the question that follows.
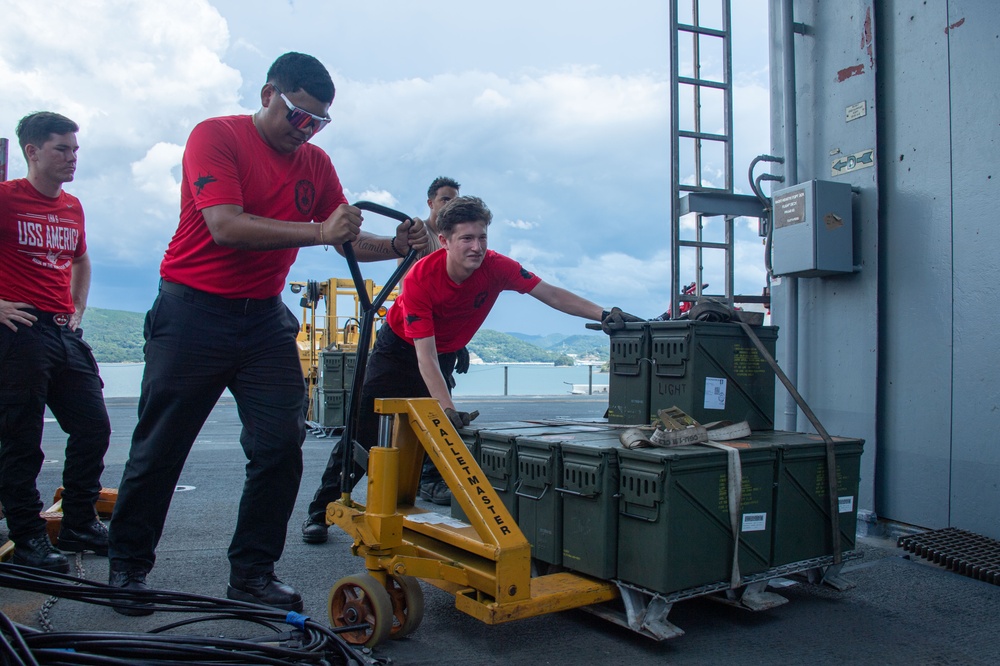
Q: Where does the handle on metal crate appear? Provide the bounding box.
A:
[513,479,549,501]
[555,487,599,499]
[619,506,661,523]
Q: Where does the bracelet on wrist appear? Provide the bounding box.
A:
[390,236,406,258]
[319,225,328,251]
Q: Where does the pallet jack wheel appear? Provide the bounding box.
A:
[386,574,424,638]
[328,573,394,648]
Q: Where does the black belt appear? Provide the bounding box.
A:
[378,324,458,373]
[24,309,72,327]
[159,280,282,314]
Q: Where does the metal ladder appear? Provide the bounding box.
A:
[668,0,767,318]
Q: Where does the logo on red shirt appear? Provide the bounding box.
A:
[194,173,217,194]
[295,180,316,215]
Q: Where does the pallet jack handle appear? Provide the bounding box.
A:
[339,201,419,495]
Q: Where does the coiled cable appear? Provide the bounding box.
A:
[0,562,381,666]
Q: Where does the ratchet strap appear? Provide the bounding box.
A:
[701,440,743,589]
[737,320,842,566]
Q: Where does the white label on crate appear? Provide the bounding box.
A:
[839,495,855,514]
[704,377,727,410]
[742,512,767,532]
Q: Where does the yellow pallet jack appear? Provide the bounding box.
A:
[323,203,619,647]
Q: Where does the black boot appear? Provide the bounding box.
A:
[12,534,69,573]
[301,515,329,544]
[58,518,109,556]
[108,566,155,616]
[227,572,303,612]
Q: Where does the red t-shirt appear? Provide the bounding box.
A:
[0,179,86,313]
[160,115,348,298]
[387,249,542,353]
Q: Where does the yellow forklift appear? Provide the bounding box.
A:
[289,273,397,425]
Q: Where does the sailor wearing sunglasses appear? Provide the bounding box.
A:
[107,52,428,616]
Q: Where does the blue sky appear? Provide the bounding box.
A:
[1,0,770,336]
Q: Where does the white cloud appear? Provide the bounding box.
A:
[348,189,398,208]
[474,88,512,110]
[505,219,537,230]
[131,142,184,206]
[0,0,771,334]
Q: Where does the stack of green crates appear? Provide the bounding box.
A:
[616,443,776,594]
[441,422,864,595]
[315,350,358,428]
[478,424,608,524]
[316,350,345,427]
[608,321,778,429]
[514,427,612,567]
[449,421,547,522]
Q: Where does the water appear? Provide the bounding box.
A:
[98,362,610,398]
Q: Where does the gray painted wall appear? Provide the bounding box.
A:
[934,0,999,536]
[769,0,880,516]
[772,0,1000,539]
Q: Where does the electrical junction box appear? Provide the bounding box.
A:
[772,179,854,277]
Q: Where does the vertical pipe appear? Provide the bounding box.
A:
[588,364,593,395]
[669,0,681,321]
[780,0,799,432]
[504,365,509,396]
[0,138,8,181]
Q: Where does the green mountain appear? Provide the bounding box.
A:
[505,331,609,361]
[505,332,570,348]
[80,307,146,363]
[466,330,574,365]
[79,307,602,365]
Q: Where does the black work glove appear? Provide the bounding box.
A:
[456,347,470,374]
[445,407,478,430]
[601,307,644,334]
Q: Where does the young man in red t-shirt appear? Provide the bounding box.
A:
[299,195,641,543]
[106,52,428,616]
[0,112,112,572]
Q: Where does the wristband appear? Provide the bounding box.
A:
[390,236,407,258]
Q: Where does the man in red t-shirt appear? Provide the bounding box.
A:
[0,112,112,573]
[298,195,641,542]
[106,52,428,616]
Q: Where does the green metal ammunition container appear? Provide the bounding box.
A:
[516,427,619,566]
[766,432,864,566]
[343,353,356,389]
[478,425,608,528]
[607,323,651,424]
[448,422,558,522]
[616,443,776,594]
[514,434,562,565]
[647,321,778,430]
[317,350,345,390]
[315,388,346,428]
[558,432,623,579]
